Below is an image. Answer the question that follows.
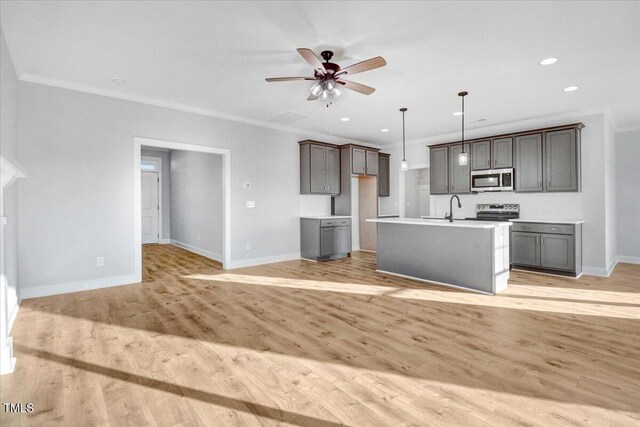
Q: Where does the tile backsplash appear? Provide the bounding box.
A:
[432,192,584,220]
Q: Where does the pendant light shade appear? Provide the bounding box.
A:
[458,91,468,166]
[400,107,409,171]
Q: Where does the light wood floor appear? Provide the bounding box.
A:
[1,244,639,426]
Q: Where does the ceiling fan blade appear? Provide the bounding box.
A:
[265,77,316,82]
[338,80,376,95]
[307,92,319,101]
[297,48,326,75]
[337,56,386,76]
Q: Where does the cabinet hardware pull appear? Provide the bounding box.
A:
[548,180,551,188]
[539,180,542,188]
[542,236,545,245]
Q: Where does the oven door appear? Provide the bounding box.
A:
[471,172,501,191]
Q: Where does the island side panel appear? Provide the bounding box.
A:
[376,223,495,294]
[493,225,510,293]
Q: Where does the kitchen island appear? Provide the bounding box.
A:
[366,218,511,294]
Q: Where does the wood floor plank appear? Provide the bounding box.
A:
[2,244,639,426]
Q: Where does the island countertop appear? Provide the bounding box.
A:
[367,217,512,229]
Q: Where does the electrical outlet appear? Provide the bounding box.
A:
[96,257,104,267]
[246,201,255,208]
[245,242,251,251]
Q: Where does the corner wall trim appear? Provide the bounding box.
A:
[170,240,223,263]
[19,275,137,299]
[227,253,301,269]
[8,302,19,333]
[617,255,640,265]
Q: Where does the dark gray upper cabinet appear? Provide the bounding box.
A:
[365,150,379,176]
[378,153,390,197]
[299,141,341,195]
[352,147,366,175]
[492,137,513,169]
[430,146,449,194]
[471,141,491,171]
[514,133,543,192]
[449,144,471,193]
[545,128,579,192]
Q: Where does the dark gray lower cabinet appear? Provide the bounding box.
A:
[511,222,582,276]
[301,218,351,261]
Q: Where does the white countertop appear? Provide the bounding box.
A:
[510,219,584,225]
[300,215,352,220]
[367,217,512,229]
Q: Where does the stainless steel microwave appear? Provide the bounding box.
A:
[471,168,514,192]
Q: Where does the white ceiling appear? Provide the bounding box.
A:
[2,1,639,145]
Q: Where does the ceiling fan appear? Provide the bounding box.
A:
[265,48,387,106]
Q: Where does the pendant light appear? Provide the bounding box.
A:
[400,107,409,171]
[458,91,469,166]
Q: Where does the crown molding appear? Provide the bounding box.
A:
[383,108,609,149]
[19,73,380,149]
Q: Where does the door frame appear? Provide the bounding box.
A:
[399,163,430,218]
[141,156,163,243]
[133,137,231,281]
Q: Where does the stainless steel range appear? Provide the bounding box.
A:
[465,204,520,222]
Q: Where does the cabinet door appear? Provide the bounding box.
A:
[511,232,540,267]
[365,150,379,176]
[309,144,327,193]
[378,155,390,197]
[335,226,352,254]
[514,134,543,192]
[449,144,471,193]
[430,146,449,194]
[545,129,578,192]
[540,234,574,271]
[320,227,336,256]
[352,148,366,175]
[471,141,491,171]
[492,137,513,169]
[325,147,341,194]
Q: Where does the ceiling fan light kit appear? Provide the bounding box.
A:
[266,48,387,107]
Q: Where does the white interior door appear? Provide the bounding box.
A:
[141,171,159,244]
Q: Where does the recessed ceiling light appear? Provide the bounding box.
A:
[341,117,350,122]
[453,112,463,116]
[564,86,579,92]
[540,57,558,65]
[380,128,389,132]
[111,78,126,85]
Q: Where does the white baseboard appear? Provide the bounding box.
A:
[227,253,300,269]
[582,262,618,277]
[19,274,137,299]
[8,301,19,333]
[617,255,640,265]
[159,238,171,244]
[170,239,223,263]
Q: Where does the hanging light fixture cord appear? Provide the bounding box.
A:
[400,107,407,161]
[459,91,467,154]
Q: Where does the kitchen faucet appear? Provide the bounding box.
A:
[445,195,462,222]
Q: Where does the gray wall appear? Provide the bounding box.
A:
[141,147,171,240]
[16,82,343,291]
[170,150,223,259]
[615,129,640,261]
[1,28,19,321]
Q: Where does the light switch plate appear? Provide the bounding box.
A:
[246,201,255,208]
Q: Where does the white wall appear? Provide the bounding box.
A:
[404,169,421,218]
[16,82,344,294]
[141,147,171,240]
[615,129,640,262]
[0,28,19,324]
[170,150,223,259]
[379,112,615,274]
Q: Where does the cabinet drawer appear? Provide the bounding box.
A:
[511,223,544,233]
[512,222,573,235]
[321,218,351,227]
[540,224,574,235]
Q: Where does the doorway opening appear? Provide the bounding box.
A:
[399,165,431,218]
[133,137,231,282]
